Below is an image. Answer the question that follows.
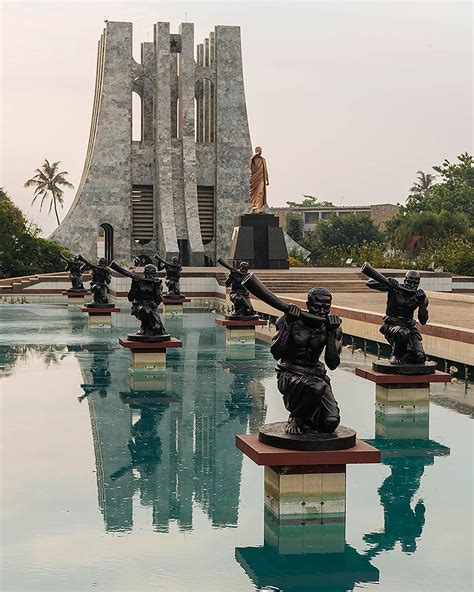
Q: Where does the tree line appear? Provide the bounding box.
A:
[286,153,473,275]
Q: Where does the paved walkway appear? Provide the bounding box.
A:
[287,291,474,330]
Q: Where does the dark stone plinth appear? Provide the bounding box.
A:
[372,360,437,375]
[119,337,182,350]
[162,296,191,303]
[62,289,89,295]
[126,333,171,343]
[229,213,288,269]
[216,318,267,328]
[84,302,115,309]
[258,423,356,451]
[236,434,380,466]
[81,306,120,314]
[224,314,260,321]
[355,367,451,384]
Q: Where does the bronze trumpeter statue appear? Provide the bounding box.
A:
[361,263,429,366]
[155,254,183,298]
[61,254,85,291]
[78,255,112,307]
[110,261,168,341]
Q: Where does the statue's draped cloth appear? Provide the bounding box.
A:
[249,154,268,213]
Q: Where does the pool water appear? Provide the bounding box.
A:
[0,306,472,592]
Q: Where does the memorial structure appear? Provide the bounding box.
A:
[50,20,251,266]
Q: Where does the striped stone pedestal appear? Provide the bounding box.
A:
[356,365,451,439]
[63,289,88,307]
[119,336,182,374]
[265,465,346,554]
[216,317,267,346]
[236,434,380,555]
[162,296,191,316]
[81,306,120,328]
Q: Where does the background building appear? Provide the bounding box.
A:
[273,203,399,231]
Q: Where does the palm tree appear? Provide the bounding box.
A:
[409,170,437,197]
[24,159,74,225]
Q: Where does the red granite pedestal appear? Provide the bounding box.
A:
[80,305,120,328]
[162,296,191,315]
[356,366,452,438]
[236,434,380,554]
[216,317,267,345]
[119,336,182,372]
[63,289,89,306]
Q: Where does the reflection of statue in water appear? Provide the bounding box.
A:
[364,457,426,558]
[110,405,166,481]
[223,261,256,318]
[362,264,429,364]
[155,254,182,297]
[110,261,168,339]
[79,352,111,402]
[78,255,111,306]
[249,146,269,213]
[270,288,342,435]
[61,254,84,290]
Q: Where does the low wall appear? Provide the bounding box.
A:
[248,295,474,368]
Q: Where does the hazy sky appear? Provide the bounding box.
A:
[1,0,472,236]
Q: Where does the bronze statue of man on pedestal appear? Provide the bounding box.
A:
[249,146,269,213]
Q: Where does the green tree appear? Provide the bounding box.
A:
[0,188,71,278]
[404,153,474,223]
[386,210,470,250]
[286,212,304,242]
[24,159,74,225]
[286,195,334,208]
[317,213,382,247]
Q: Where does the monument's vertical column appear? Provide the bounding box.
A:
[141,42,155,142]
[215,26,252,262]
[209,32,215,142]
[179,23,204,265]
[154,22,179,259]
[50,22,133,261]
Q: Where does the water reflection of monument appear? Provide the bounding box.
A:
[78,319,270,532]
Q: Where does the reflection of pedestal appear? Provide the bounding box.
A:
[119,337,182,373]
[162,296,191,315]
[81,305,120,328]
[63,289,88,307]
[229,213,288,269]
[237,434,380,555]
[356,365,451,440]
[216,317,267,346]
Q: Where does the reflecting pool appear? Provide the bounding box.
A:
[1,305,472,591]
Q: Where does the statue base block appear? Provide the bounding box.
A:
[216,317,267,346]
[81,306,120,328]
[162,296,191,315]
[119,336,182,372]
[259,423,356,451]
[237,434,379,554]
[355,367,451,385]
[63,289,88,306]
[229,213,289,269]
[236,434,380,466]
[372,360,437,375]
